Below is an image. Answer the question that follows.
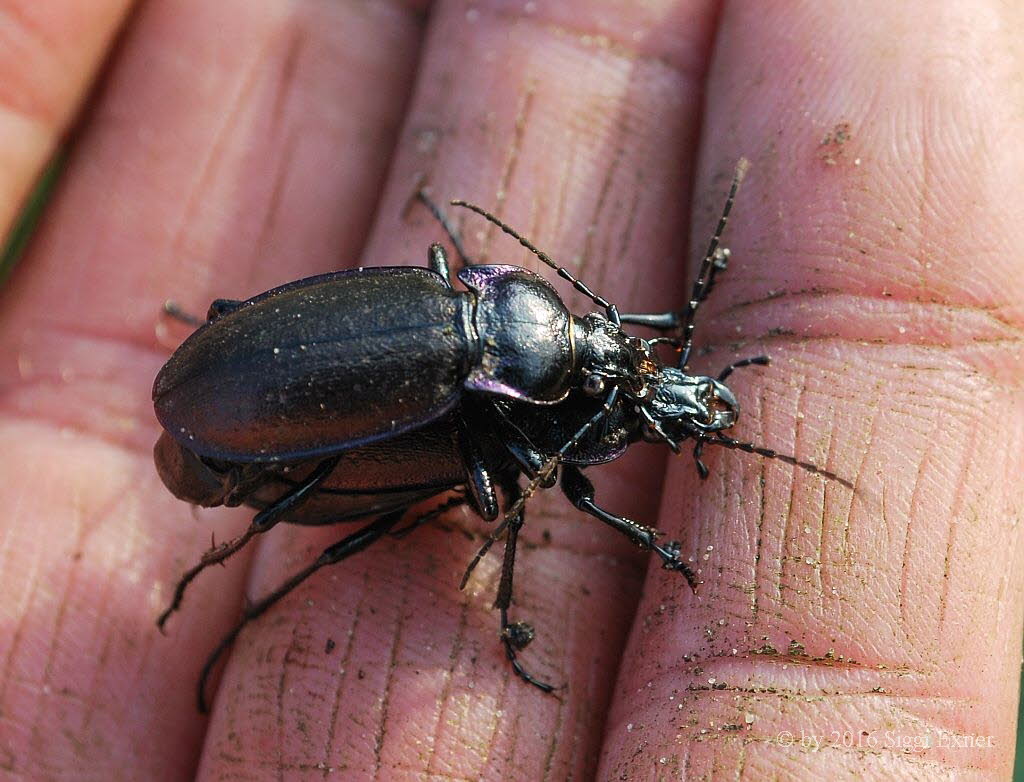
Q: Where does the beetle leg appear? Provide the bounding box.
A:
[196,506,406,713]
[491,421,556,489]
[617,249,730,335]
[672,160,747,367]
[560,465,698,592]
[617,311,681,331]
[416,189,473,266]
[389,493,467,538]
[162,298,243,327]
[207,298,243,321]
[492,477,557,694]
[456,415,500,521]
[162,300,204,327]
[623,160,747,371]
[693,441,709,480]
[427,243,452,287]
[157,454,341,631]
[504,440,558,489]
[479,401,559,489]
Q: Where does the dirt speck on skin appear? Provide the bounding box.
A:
[818,121,852,165]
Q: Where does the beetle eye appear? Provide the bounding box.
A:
[583,374,605,396]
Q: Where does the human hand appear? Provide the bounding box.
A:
[2,1,1021,779]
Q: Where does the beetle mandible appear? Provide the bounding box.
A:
[154,159,850,711]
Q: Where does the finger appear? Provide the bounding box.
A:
[603,1,1024,777]
[199,0,721,778]
[0,0,425,777]
[0,0,135,239]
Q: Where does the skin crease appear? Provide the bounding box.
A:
[0,1,1022,780]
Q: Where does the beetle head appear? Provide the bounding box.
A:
[642,367,738,444]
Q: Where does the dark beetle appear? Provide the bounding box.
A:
[154,161,849,710]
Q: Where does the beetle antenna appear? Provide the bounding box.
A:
[717,354,770,382]
[693,431,854,489]
[451,199,619,323]
[678,158,749,369]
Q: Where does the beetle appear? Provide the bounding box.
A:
[154,160,850,711]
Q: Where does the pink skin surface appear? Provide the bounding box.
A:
[1,1,1023,779]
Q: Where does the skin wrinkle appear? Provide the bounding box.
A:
[995,416,1024,627]
[777,378,804,607]
[716,289,1024,334]
[734,740,748,778]
[574,111,625,284]
[424,598,468,776]
[371,571,408,779]
[431,5,705,283]
[81,505,137,734]
[1,548,41,746]
[539,582,570,781]
[483,3,707,77]
[274,610,302,779]
[614,388,1007,765]
[481,81,535,264]
[809,475,827,613]
[165,38,272,302]
[840,382,882,565]
[473,619,502,776]
[255,126,301,261]
[814,417,837,616]
[619,174,642,262]
[628,689,988,747]
[25,475,108,767]
[320,567,363,776]
[936,424,975,633]
[0,463,41,731]
[898,446,928,639]
[751,386,767,625]
[646,732,979,774]
[270,22,306,129]
[550,133,575,256]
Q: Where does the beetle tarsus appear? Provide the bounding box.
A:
[561,464,698,590]
[491,478,559,693]
[656,540,699,594]
[693,442,709,480]
[501,612,557,694]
